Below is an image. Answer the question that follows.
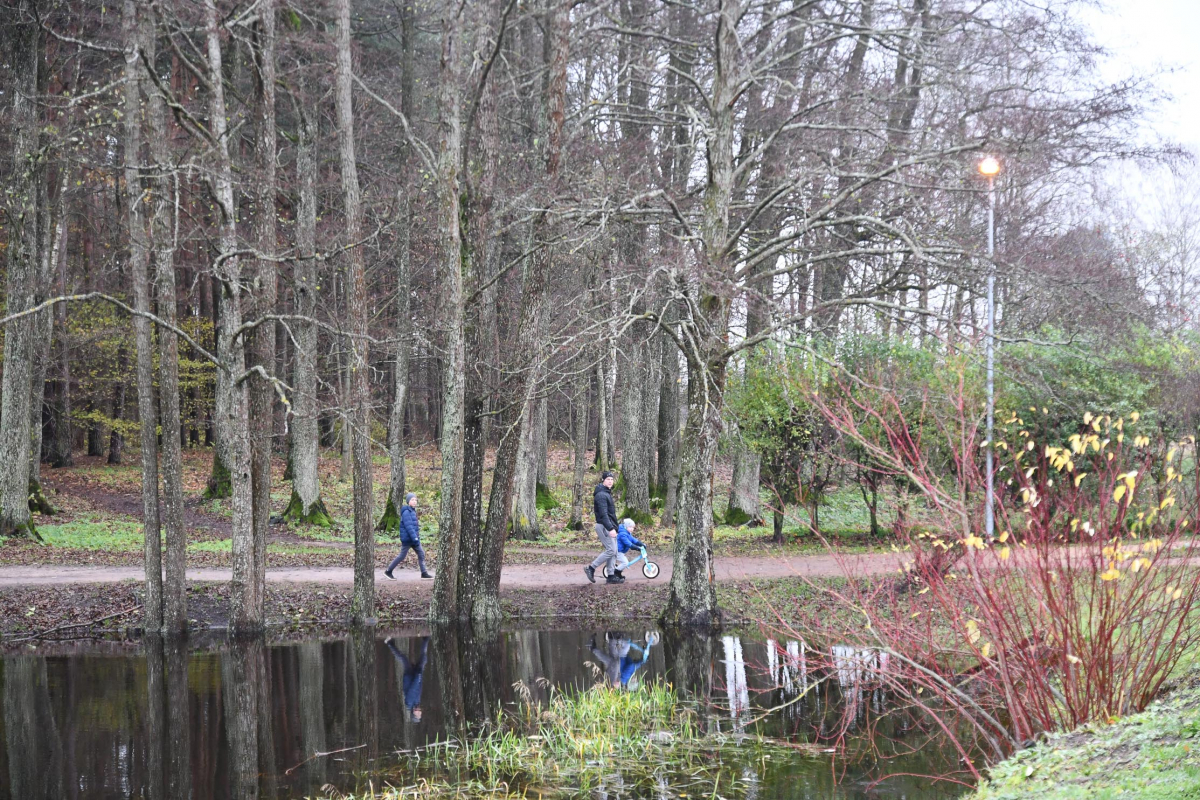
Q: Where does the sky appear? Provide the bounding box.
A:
[1082,0,1200,155]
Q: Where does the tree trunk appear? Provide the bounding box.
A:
[124,0,163,631]
[284,80,329,527]
[108,346,128,465]
[145,3,186,633]
[458,0,570,622]
[658,331,681,526]
[568,369,589,529]
[457,0,503,546]
[428,0,468,623]
[247,0,278,633]
[380,197,411,531]
[594,362,610,471]
[511,396,541,540]
[726,441,761,525]
[30,167,68,488]
[0,0,42,540]
[205,0,258,633]
[334,0,376,625]
[662,0,742,630]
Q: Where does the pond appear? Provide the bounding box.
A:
[0,627,975,799]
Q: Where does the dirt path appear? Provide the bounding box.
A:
[0,552,904,589]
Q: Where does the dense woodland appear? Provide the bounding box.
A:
[0,0,1193,634]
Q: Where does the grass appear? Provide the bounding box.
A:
[968,669,1200,800]
[39,518,145,551]
[38,517,331,558]
[347,680,801,799]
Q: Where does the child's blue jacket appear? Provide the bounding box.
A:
[616,524,644,554]
[400,505,421,544]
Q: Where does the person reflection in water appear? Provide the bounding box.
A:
[386,636,429,722]
[588,631,656,689]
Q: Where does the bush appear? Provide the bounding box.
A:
[800,370,1200,777]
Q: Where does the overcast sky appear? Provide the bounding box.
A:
[1082,0,1200,155]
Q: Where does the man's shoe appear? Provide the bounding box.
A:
[606,574,625,584]
[421,572,433,579]
[584,566,596,583]
[384,570,396,580]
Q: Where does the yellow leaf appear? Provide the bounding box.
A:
[1084,412,1093,425]
[999,530,1009,543]
[1074,473,1087,487]
[1130,412,1140,423]
[1168,446,1177,462]
[1066,654,1082,665]
[981,642,993,659]
[999,546,1011,561]
[965,620,981,645]
[1113,485,1126,503]
[1100,567,1121,581]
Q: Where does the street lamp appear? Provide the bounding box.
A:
[979,156,999,541]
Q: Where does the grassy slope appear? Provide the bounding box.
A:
[969,671,1200,800]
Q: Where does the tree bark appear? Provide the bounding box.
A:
[124,0,163,631]
[0,0,42,540]
[457,0,503,545]
[428,0,468,623]
[30,167,68,488]
[594,362,610,471]
[511,394,542,540]
[205,0,258,633]
[658,330,681,526]
[285,79,329,527]
[248,0,278,632]
[108,346,128,464]
[144,3,187,633]
[334,0,376,625]
[662,0,742,630]
[568,368,589,529]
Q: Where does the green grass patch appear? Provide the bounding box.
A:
[39,518,146,551]
[970,669,1200,800]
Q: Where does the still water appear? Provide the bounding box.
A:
[0,627,973,799]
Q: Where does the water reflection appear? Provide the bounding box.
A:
[587,631,656,689]
[0,630,970,799]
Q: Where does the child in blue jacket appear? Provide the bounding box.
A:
[385,493,432,579]
[613,518,644,579]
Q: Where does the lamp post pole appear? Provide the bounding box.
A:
[982,160,998,542]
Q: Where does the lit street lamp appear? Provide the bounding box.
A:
[979,156,1000,541]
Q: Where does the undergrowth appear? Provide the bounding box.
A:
[331,681,798,799]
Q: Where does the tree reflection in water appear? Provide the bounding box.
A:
[0,629,975,799]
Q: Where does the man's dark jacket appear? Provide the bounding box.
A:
[593,483,618,531]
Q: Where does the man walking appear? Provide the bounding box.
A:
[585,470,623,584]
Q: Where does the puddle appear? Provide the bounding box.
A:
[0,627,974,798]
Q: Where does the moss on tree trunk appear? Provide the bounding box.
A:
[205,451,232,499]
[282,489,333,527]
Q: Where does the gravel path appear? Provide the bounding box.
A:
[0,551,906,588]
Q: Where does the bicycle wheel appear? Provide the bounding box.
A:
[602,563,613,579]
[642,561,660,579]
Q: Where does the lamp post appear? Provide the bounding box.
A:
[979,156,1000,542]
